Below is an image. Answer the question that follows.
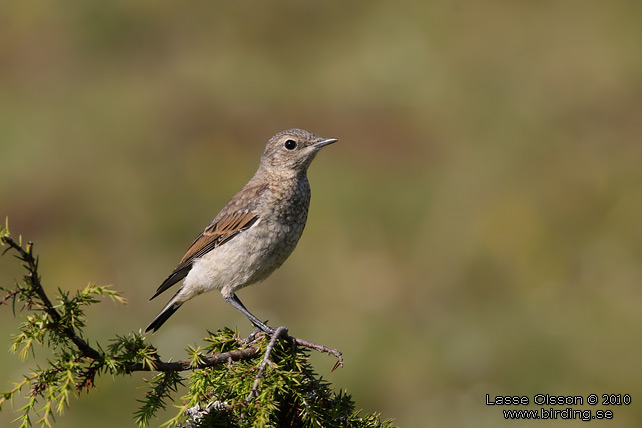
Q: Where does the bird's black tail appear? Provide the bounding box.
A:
[145,301,183,333]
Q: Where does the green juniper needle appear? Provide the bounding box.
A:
[145,129,337,334]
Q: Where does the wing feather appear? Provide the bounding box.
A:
[149,210,259,300]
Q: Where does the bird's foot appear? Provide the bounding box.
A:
[243,322,280,344]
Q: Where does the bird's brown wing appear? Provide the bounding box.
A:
[149,210,259,300]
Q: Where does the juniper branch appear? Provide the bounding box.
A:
[1,233,102,360]
[126,346,262,372]
[126,333,342,373]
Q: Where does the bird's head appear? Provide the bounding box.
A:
[259,128,338,176]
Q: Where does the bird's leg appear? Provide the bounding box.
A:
[224,293,275,334]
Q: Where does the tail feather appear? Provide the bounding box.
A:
[145,300,183,333]
[149,266,190,301]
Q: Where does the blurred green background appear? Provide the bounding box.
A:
[2,2,642,427]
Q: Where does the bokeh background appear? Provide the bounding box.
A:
[2,2,642,427]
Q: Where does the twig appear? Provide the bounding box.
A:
[246,326,289,402]
[126,329,344,375]
[0,289,19,306]
[245,329,343,371]
[290,336,344,371]
[126,345,262,372]
[127,331,343,374]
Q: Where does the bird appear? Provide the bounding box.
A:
[145,128,338,334]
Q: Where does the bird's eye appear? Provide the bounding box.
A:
[284,139,297,150]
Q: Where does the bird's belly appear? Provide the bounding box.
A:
[181,218,305,300]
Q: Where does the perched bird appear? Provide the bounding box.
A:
[145,129,337,334]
